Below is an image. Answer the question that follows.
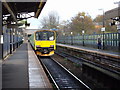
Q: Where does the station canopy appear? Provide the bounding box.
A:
[2,1,46,24]
[105,7,120,20]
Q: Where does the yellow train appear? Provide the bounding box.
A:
[29,30,56,56]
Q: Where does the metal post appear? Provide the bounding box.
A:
[0,1,2,90]
[82,18,84,46]
[114,1,120,52]
[71,32,73,45]
[117,2,120,52]
[71,35,73,45]
[0,1,3,60]
[103,10,105,50]
[82,34,84,46]
[118,20,120,52]
[99,9,105,50]
[16,29,18,48]
[10,29,12,54]
[80,16,85,46]
[82,30,85,46]
[13,29,15,51]
[103,31,105,50]
[63,33,65,44]
[83,34,84,46]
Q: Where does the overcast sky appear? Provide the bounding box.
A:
[27,0,119,29]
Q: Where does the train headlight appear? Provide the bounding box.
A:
[50,45,54,47]
[36,45,40,47]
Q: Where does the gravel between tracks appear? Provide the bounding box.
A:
[51,54,102,89]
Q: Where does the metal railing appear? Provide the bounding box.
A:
[57,33,119,52]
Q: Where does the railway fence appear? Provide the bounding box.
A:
[57,33,119,52]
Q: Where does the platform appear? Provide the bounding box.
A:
[2,42,52,89]
[57,43,120,59]
[28,43,52,89]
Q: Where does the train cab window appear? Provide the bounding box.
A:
[36,33,39,40]
[48,32,54,40]
[36,31,55,40]
[49,36,54,40]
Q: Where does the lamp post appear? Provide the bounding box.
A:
[13,29,16,51]
[114,1,120,51]
[10,28,12,54]
[16,30,19,48]
[99,9,105,50]
[63,33,65,44]
[71,32,73,45]
[82,30,85,46]
[80,16,85,46]
[80,16,84,31]
[0,1,3,60]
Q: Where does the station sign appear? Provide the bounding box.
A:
[117,24,120,33]
[117,22,120,30]
[0,35,3,44]
[117,25,120,29]
[101,27,105,31]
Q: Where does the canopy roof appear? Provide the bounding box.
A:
[105,7,120,20]
[2,1,46,22]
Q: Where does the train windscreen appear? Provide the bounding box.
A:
[36,31,55,40]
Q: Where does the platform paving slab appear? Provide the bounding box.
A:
[2,43,29,89]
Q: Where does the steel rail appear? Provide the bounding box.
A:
[55,51,120,79]
[39,57,90,89]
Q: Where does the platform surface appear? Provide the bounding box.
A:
[28,43,52,89]
[2,43,29,89]
[2,42,52,89]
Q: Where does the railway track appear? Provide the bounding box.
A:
[55,51,120,88]
[38,56,90,89]
[56,45,120,73]
[55,51,120,75]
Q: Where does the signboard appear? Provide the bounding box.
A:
[0,35,3,44]
[117,22,120,30]
[101,27,105,31]
[117,25,120,29]
[117,24,120,33]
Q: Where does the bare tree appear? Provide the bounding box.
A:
[40,11,60,29]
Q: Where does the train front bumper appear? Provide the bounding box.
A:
[36,47,54,56]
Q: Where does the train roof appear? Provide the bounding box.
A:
[35,30,55,33]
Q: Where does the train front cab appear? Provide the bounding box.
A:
[35,30,56,56]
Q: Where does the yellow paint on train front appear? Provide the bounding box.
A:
[30,30,56,56]
[35,40,56,50]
